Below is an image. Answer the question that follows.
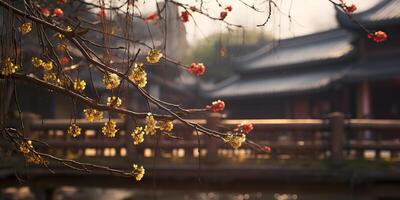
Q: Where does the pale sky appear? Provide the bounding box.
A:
[184,0,381,44]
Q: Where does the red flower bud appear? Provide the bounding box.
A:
[188,63,206,76]
[220,11,228,20]
[237,122,254,134]
[263,146,272,153]
[345,4,357,14]
[225,5,233,12]
[368,31,388,43]
[181,11,190,22]
[60,57,69,65]
[210,100,225,112]
[41,8,50,17]
[53,8,64,17]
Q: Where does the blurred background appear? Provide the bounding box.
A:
[1,0,400,200]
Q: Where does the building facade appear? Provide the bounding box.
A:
[204,0,400,120]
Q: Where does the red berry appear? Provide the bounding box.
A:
[53,8,64,17]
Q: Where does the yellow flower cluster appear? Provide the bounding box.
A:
[131,126,145,145]
[43,72,57,83]
[103,73,120,90]
[107,96,122,107]
[20,22,32,34]
[132,164,145,181]
[32,57,53,70]
[32,57,43,68]
[19,140,47,164]
[19,140,33,154]
[144,113,157,135]
[1,58,19,75]
[102,120,118,138]
[73,78,86,93]
[67,123,82,137]
[83,108,103,122]
[224,134,246,149]
[146,49,163,64]
[42,61,53,70]
[158,121,174,132]
[128,63,147,88]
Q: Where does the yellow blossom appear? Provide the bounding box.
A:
[102,120,118,138]
[56,33,64,40]
[67,123,81,137]
[20,22,32,34]
[19,140,47,164]
[83,108,103,122]
[144,113,157,135]
[66,26,73,32]
[224,134,246,149]
[107,96,122,107]
[32,57,43,68]
[131,126,145,145]
[56,75,70,87]
[19,140,33,154]
[158,121,173,132]
[103,73,120,90]
[42,61,53,71]
[1,57,19,75]
[146,49,163,64]
[132,164,145,181]
[73,78,86,93]
[25,153,47,165]
[128,63,147,88]
[43,72,57,83]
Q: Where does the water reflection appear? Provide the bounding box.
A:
[0,187,371,200]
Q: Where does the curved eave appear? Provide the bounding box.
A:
[232,30,356,74]
[203,68,345,100]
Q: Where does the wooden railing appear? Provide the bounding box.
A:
[21,112,400,167]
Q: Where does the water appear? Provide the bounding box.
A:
[0,186,364,200]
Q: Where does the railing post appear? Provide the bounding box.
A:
[329,112,345,166]
[205,113,222,164]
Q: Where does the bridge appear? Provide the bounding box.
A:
[1,112,400,199]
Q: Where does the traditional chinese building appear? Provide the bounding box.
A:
[204,0,400,119]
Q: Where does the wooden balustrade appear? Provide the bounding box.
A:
[21,113,400,166]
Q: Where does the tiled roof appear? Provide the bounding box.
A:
[233,29,355,73]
